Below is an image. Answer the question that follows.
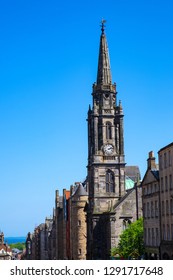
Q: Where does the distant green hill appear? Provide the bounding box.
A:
[10,242,25,251]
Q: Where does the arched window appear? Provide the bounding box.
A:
[123,219,131,230]
[106,122,112,139]
[106,170,115,192]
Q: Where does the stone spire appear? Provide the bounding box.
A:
[97,20,112,85]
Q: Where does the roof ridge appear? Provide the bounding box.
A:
[113,187,135,209]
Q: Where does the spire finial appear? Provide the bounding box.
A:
[97,19,112,85]
[101,19,106,34]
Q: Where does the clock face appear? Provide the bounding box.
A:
[103,144,114,155]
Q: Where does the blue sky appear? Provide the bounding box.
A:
[0,0,173,237]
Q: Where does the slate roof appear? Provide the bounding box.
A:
[125,166,141,182]
[151,170,159,180]
[73,183,88,197]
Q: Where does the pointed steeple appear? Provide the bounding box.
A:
[97,20,112,85]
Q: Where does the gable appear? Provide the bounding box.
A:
[142,169,158,185]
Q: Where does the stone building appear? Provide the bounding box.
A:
[0,244,12,260]
[141,143,173,260]
[55,190,63,259]
[47,215,56,260]
[55,189,70,259]
[141,151,160,259]
[70,183,88,259]
[53,175,141,260]
[0,231,12,260]
[158,142,173,259]
[55,183,88,260]
[27,22,142,260]
[27,217,53,260]
[86,21,142,259]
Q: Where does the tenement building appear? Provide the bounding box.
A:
[86,21,142,260]
[141,152,160,259]
[158,142,173,259]
[55,183,88,260]
[142,143,173,260]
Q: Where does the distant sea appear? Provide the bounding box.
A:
[5,237,26,244]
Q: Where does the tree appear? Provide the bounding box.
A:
[10,242,25,251]
[111,218,144,259]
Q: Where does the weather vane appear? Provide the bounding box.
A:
[101,19,106,34]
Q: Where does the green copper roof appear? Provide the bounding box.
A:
[125,176,135,190]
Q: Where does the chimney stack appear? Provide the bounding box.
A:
[147,151,157,170]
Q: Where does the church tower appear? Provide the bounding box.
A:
[86,21,126,259]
